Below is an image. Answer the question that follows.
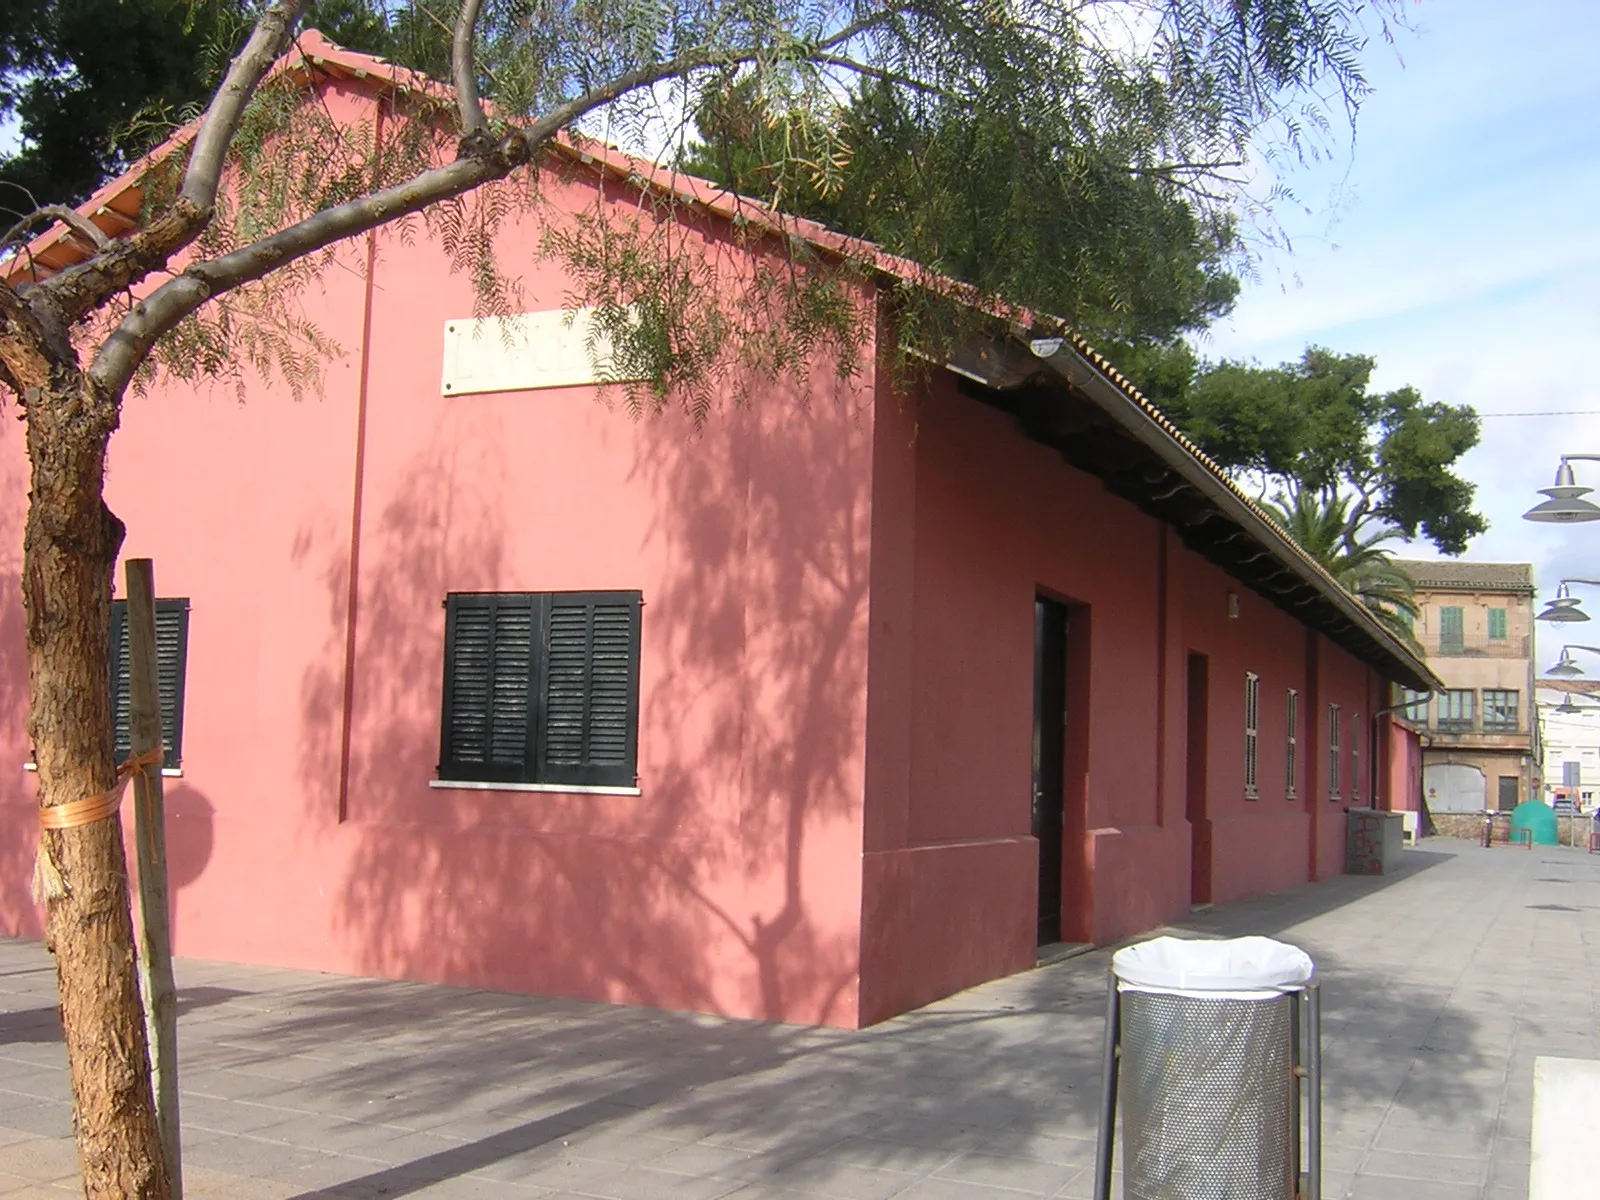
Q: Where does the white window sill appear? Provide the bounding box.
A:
[429,779,641,796]
[24,762,183,777]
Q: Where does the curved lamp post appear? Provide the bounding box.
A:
[1536,579,1600,623]
[1545,645,1600,677]
[1525,457,1600,523]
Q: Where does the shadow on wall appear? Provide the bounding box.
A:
[0,447,37,937]
[296,374,870,1024]
[162,783,215,951]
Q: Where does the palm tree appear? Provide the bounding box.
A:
[1264,485,1422,651]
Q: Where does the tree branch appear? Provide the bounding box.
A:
[90,147,522,397]
[30,0,315,325]
[182,0,313,212]
[1,206,110,256]
[87,33,826,397]
[812,54,953,98]
[452,0,489,136]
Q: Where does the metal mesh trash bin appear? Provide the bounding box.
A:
[1093,936,1321,1200]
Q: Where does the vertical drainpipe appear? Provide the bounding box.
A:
[1154,525,1168,827]
[335,97,385,823]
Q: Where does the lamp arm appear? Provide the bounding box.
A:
[1560,579,1600,588]
[1563,456,1600,464]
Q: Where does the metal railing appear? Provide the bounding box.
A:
[1419,633,1530,659]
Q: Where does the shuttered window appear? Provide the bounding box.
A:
[1243,673,1260,798]
[439,591,642,787]
[1285,689,1298,800]
[1351,713,1361,800]
[1438,606,1465,652]
[1328,704,1341,798]
[1488,608,1508,640]
[108,599,190,770]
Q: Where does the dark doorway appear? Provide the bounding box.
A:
[1498,775,1519,812]
[1033,597,1069,945]
[1186,652,1211,906]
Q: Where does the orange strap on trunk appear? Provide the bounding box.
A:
[37,746,165,831]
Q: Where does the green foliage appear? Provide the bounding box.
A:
[1135,346,1485,556]
[16,0,1413,423]
[0,0,413,219]
[1263,486,1422,651]
[679,78,1242,349]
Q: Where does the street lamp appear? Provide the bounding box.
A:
[1536,579,1600,623]
[1524,457,1600,523]
[1545,645,1600,677]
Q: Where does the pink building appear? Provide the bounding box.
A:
[0,38,1434,1028]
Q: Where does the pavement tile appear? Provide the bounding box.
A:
[1345,1175,1481,1199]
[575,1165,744,1200]
[930,1152,1076,1194]
[1354,1149,1485,1185]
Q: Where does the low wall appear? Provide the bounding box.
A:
[1431,813,1597,847]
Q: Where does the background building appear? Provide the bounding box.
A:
[1536,680,1600,812]
[1394,560,1538,813]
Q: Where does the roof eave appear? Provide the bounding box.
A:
[995,336,1442,694]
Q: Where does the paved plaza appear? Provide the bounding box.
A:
[1,838,1595,1199]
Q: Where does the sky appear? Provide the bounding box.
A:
[1199,0,1600,603]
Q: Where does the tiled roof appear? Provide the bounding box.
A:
[1393,560,1534,593]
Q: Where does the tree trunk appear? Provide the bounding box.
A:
[23,368,169,1198]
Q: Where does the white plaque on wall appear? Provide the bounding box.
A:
[440,307,642,396]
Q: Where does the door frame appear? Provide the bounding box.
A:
[1032,592,1092,945]
[1185,651,1211,906]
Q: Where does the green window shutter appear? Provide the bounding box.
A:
[110,599,190,770]
[439,591,641,788]
[1439,606,1464,651]
[538,592,641,788]
[439,593,535,782]
[1488,608,1507,639]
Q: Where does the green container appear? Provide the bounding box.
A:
[1510,799,1559,846]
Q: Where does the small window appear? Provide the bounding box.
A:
[1351,713,1362,801]
[1328,703,1341,798]
[1488,607,1508,640]
[1437,689,1476,731]
[1563,761,1581,788]
[1438,606,1465,652]
[1244,673,1260,799]
[1399,688,1431,724]
[109,599,190,770]
[1483,689,1519,731]
[439,591,642,787]
[1285,689,1299,800]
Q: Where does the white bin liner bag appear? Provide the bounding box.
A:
[1113,935,1314,999]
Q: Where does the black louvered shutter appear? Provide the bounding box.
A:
[536,592,641,787]
[440,594,536,782]
[109,599,190,770]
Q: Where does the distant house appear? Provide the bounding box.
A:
[0,35,1437,1028]
[1393,560,1538,813]
[1536,680,1600,811]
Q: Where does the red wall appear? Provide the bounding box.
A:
[0,120,880,1027]
[857,376,1388,1023]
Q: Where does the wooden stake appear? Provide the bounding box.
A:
[125,559,182,1200]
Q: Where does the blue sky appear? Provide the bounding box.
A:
[1201,0,1600,601]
